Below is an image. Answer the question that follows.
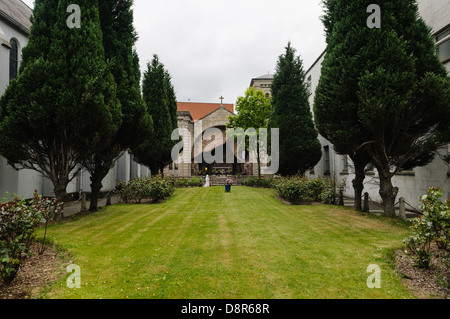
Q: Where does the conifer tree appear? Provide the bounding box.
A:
[81,0,153,211]
[133,55,178,175]
[0,0,120,213]
[314,0,450,217]
[269,42,322,176]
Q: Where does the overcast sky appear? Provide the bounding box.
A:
[21,0,326,105]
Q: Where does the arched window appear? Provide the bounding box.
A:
[9,39,18,80]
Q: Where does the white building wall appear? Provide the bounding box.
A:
[0,16,41,199]
[418,0,450,34]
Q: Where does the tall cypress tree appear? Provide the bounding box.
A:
[0,0,120,213]
[314,0,450,217]
[269,42,322,176]
[81,0,153,211]
[133,55,178,175]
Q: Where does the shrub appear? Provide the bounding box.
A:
[308,178,328,201]
[275,176,345,205]
[275,176,314,205]
[318,178,347,205]
[0,191,60,284]
[168,177,203,188]
[319,180,337,205]
[114,177,175,203]
[147,177,175,202]
[187,177,203,187]
[115,180,136,203]
[243,176,276,188]
[403,187,450,269]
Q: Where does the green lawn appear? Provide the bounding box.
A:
[37,186,415,299]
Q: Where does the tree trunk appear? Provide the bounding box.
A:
[378,170,398,218]
[89,177,103,212]
[352,161,366,212]
[53,182,68,221]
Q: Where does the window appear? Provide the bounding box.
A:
[324,146,330,174]
[436,28,450,64]
[169,163,173,170]
[342,155,349,172]
[9,39,18,80]
[265,93,270,99]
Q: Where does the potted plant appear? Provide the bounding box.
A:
[225,178,233,192]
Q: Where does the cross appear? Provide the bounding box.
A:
[219,96,224,105]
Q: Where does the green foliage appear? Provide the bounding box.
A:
[228,87,271,130]
[269,42,322,176]
[168,177,203,188]
[0,0,121,201]
[227,87,272,179]
[242,177,276,188]
[275,176,314,205]
[315,0,450,217]
[133,55,178,175]
[404,187,450,269]
[275,176,345,205]
[114,177,175,204]
[82,0,153,211]
[0,191,61,284]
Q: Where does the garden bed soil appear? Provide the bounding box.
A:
[0,243,67,299]
[395,246,450,299]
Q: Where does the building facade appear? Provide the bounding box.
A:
[163,102,258,177]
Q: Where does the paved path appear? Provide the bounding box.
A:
[343,197,420,219]
[62,195,121,217]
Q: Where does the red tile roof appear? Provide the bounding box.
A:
[177,102,234,121]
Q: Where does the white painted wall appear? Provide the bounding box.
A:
[418,0,450,34]
[0,17,40,199]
